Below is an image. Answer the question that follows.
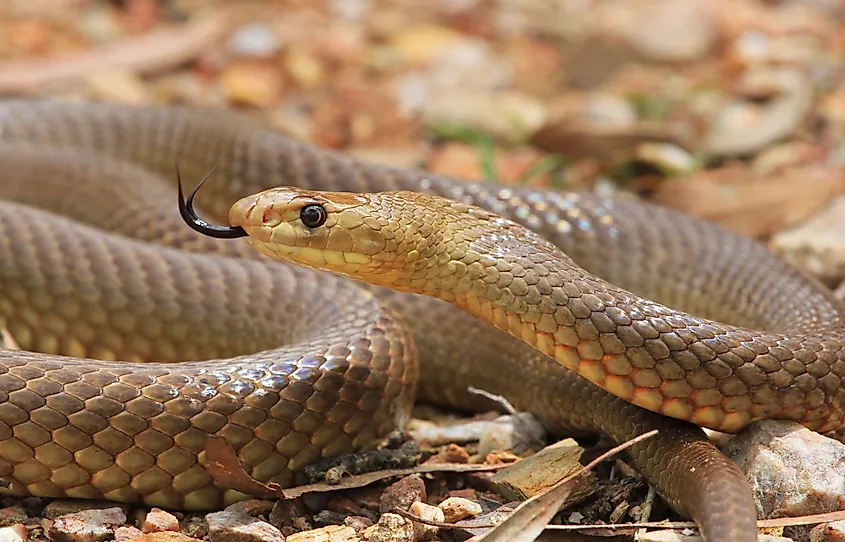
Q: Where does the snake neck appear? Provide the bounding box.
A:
[390,240,845,434]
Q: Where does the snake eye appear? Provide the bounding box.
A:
[300,204,327,228]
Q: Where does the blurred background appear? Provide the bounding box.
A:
[1,0,844,291]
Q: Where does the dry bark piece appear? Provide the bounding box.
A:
[489,438,595,503]
[650,164,845,239]
[471,430,657,542]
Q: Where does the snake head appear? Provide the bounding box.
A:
[229,187,382,270]
[228,186,505,296]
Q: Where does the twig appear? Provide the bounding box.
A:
[0,7,245,94]
[468,386,518,414]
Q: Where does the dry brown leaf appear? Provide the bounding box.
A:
[703,68,814,158]
[650,164,845,238]
[200,436,509,500]
[200,436,286,499]
[283,462,510,499]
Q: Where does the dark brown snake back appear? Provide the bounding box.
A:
[4,100,840,541]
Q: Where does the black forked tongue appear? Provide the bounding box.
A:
[177,163,248,239]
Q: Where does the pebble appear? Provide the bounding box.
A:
[812,520,845,542]
[724,420,845,518]
[114,526,143,542]
[205,511,285,542]
[0,525,25,542]
[408,502,442,542]
[227,22,280,57]
[343,516,373,532]
[632,143,697,175]
[438,497,482,523]
[286,524,358,542]
[47,507,126,542]
[142,508,180,533]
[379,475,426,514]
[583,93,637,127]
[219,60,285,108]
[361,513,414,542]
[388,24,466,65]
[0,506,27,527]
[283,47,326,89]
[428,39,511,92]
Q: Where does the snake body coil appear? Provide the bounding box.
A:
[3,100,841,541]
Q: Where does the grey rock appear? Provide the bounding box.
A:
[47,507,126,542]
[206,511,285,542]
[379,475,426,514]
[724,419,845,518]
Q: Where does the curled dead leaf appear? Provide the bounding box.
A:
[650,164,845,238]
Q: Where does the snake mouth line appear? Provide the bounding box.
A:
[248,240,373,267]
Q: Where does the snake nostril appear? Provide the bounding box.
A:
[262,208,282,227]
